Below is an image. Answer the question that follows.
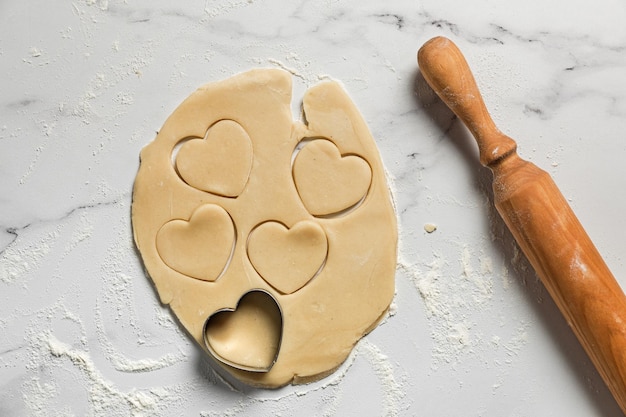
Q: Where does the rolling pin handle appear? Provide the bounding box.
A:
[417,36,517,167]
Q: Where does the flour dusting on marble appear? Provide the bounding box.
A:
[36,332,181,416]
[358,339,405,416]
[16,301,186,416]
[0,226,59,284]
[401,240,530,369]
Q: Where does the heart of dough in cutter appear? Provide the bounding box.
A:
[131,68,397,388]
[204,290,282,372]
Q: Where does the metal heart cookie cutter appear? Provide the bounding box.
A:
[202,289,284,373]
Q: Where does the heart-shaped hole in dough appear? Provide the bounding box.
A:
[174,119,253,198]
[247,220,328,295]
[203,290,283,373]
[292,139,372,217]
[156,203,235,282]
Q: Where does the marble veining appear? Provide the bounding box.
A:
[2,0,626,415]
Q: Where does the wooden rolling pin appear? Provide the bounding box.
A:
[418,36,626,413]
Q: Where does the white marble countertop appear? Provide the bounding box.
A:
[2,0,626,415]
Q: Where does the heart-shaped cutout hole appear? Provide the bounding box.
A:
[292,139,371,217]
[156,203,235,281]
[203,290,283,372]
[175,119,253,197]
[247,220,328,294]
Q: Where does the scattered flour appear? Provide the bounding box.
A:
[15,300,189,417]
[19,138,50,185]
[0,226,59,284]
[400,239,530,369]
[267,58,307,81]
[461,245,494,304]
[94,295,188,373]
[41,332,179,416]
[62,211,94,257]
[85,0,109,12]
[358,339,405,416]
[29,47,43,58]
[202,0,258,19]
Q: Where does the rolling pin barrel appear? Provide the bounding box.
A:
[418,36,626,414]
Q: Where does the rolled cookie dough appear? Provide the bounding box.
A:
[131,68,397,387]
